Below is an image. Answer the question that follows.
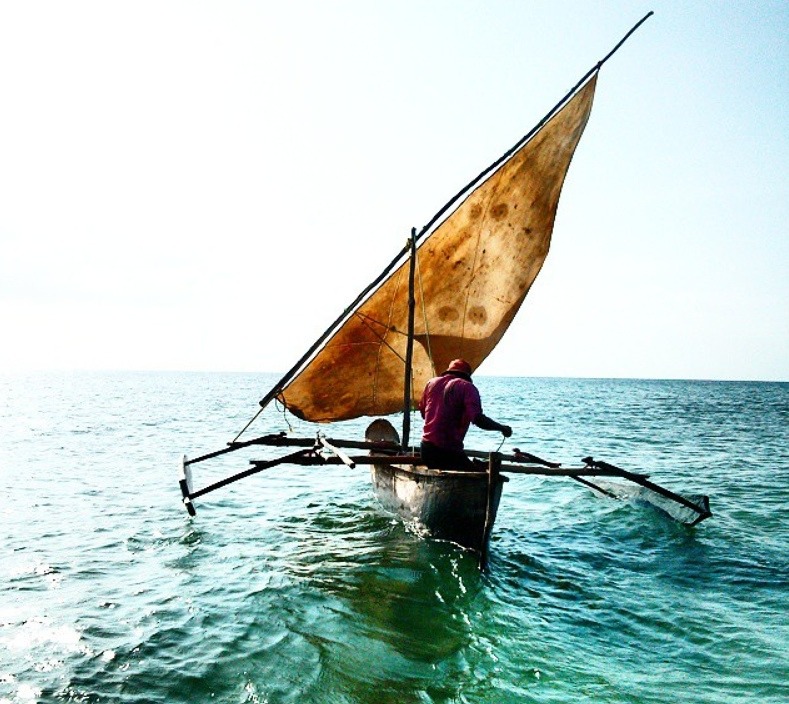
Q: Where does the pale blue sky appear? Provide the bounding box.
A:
[1,1,786,381]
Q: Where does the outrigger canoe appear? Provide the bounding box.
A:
[177,12,712,562]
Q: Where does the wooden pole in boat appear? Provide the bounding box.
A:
[480,451,502,569]
[402,227,417,449]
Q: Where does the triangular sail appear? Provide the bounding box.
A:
[279,76,597,422]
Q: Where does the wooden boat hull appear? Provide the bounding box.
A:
[370,462,505,553]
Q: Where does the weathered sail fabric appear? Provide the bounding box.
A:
[280,76,597,422]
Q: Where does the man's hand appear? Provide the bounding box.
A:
[501,424,512,438]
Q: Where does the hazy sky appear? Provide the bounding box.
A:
[1,1,786,381]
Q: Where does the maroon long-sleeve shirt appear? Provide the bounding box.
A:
[419,374,482,451]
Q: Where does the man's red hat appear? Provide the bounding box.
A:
[445,359,472,376]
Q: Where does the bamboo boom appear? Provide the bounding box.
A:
[238,434,399,452]
[195,433,560,466]
[185,432,400,466]
[511,447,561,468]
[571,474,620,499]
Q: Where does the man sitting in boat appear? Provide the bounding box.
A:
[419,358,512,471]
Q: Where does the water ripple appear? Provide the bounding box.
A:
[1,373,787,703]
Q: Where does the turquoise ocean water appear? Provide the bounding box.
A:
[1,372,787,703]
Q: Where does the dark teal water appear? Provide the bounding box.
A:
[2,373,787,703]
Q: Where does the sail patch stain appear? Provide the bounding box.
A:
[438,306,459,322]
[491,203,508,220]
[467,306,487,326]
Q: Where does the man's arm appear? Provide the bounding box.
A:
[473,413,512,437]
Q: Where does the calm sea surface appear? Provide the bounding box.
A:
[1,372,787,703]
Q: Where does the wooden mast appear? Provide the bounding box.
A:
[402,227,417,449]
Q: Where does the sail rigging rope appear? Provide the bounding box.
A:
[415,247,435,374]
[232,405,264,444]
[352,312,408,361]
[274,395,294,433]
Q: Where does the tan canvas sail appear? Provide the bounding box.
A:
[280,76,597,422]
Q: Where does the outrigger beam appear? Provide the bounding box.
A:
[180,438,711,528]
[179,456,651,514]
[178,433,663,516]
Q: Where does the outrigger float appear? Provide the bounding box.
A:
[178,12,712,563]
